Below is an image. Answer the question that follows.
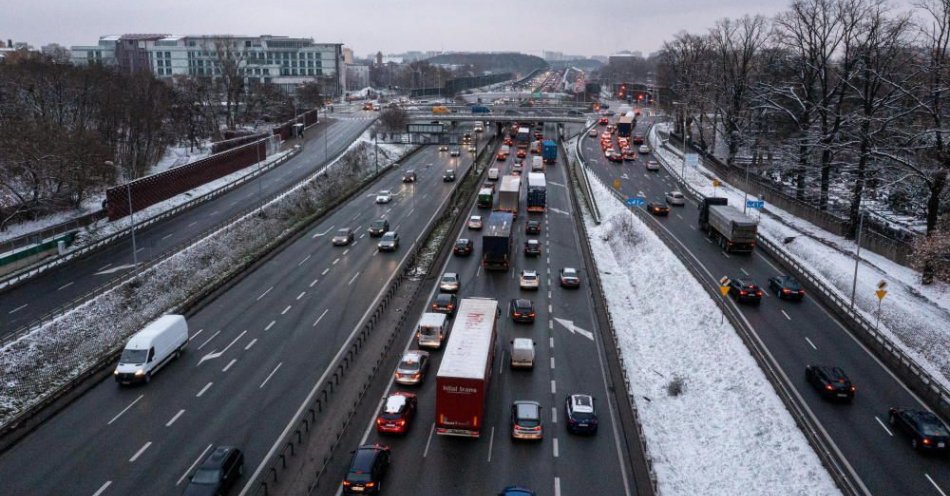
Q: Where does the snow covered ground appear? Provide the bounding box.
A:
[583,177,840,496]
[650,123,950,389]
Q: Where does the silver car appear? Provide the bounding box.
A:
[394,350,430,385]
[665,191,686,206]
[332,228,354,246]
[646,160,660,171]
[439,272,460,293]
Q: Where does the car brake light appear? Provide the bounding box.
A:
[365,482,376,488]
[514,312,522,317]
[756,291,763,296]
[825,384,833,391]
[396,419,406,426]
[529,312,535,317]
[923,438,932,445]
[782,289,790,294]
[343,480,351,486]
[376,418,384,426]
[850,386,856,392]
[447,304,454,310]
[739,291,748,296]
[532,426,542,431]
[800,290,806,295]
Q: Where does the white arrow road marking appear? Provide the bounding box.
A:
[548,207,570,216]
[94,263,137,275]
[311,225,336,238]
[553,317,594,341]
[198,330,247,365]
[547,180,565,187]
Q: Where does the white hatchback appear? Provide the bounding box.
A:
[375,190,393,203]
[519,270,540,290]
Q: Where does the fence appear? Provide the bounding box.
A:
[271,109,320,141]
[0,210,107,256]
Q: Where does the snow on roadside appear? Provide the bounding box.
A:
[650,124,950,388]
[583,177,839,496]
[150,141,211,174]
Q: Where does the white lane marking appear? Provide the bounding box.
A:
[222,358,237,372]
[209,210,219,216]
[555,477,561,496]
[549,320,554,331]
[548,290,552,299]
[487,426,495,462]
[721,251,731,258]
[187,221,197,228]
[311,225,335,238]
[875,416,893,436]
[161,233,174,240]
[925,474,947,496]
[298,255,311,266]
[553,437,559,457]
[177,444,214,485]
[551,357,556,369]
[348,271,361,286]
[196,382,213,397]
[166,409,185,427]
[189,329,204,341]
[8,304,27,314]
[551,380,557,394]
[552,407,558,424]
[57,281,74,291]
[675,213,683,219]
[359,233,366,239]
[548,304,553,314]
[260,362,283,388]
[97,263,112,271]
[310,278,319,288]
[265,320,276,331]
[781,310,792,321]
[690,225,697,230]
[343,249,350,256]
[108,395,144,425]
[257,287,273,301]
[805,337,818,350]
[312,309,329,327]
[322,268,330,275]
[549,336,554,348]
[196,330,221,350]
[281,305,292,315]
[199,329,247,364]
[333,258,340,265]
[739,267,749,276]
[92,481,112,496]
[129,441,152,462]
[245,338,257,351]
[296,291,306,301]
[423,422,436,458]
[705,238,713,244]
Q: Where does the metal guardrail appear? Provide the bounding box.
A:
[568,121,601,224]
[0,210,107,255]
[650,128,950,422]
[243,135,497,496]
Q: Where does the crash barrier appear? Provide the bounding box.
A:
[0,211,106,256]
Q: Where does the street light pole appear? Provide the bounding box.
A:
[672,101,687,179]
[106,160,139,273]
[850,209,865,308]
[374,130,379,175]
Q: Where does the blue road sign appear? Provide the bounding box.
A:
[626,197,646,207]
[746,200,765,209]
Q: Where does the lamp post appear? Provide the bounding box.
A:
[850,208,865,308]
[323,106,329,161]
[374,128,379,176]
[672,101,687,179]
[105,160,138,274]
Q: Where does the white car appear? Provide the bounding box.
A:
[519,270,540,290]
[468,215,483,230]
[646,160,660,171]
[588,129,598,137]
[375,190,393,204]
[639,144,651,154]
[450,148,461,157]
[665,191,686,206]
[439,145,449,152]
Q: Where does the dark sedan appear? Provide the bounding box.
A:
[431,293,458,317]
[526,220,542,234]
[768,275,805,300]
[510,298,536,323]
[647,201,670,216]
[524,239,541,257]
[888,408,949,452]
[453,238,473,256]
[728,278,763,305]
[184,446,244,496]
[805,365,855,402]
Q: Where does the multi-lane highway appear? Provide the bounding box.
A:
[327,124,635,496]
[0,130,486,496]
[583,107,949,496]
[0,118,373,335]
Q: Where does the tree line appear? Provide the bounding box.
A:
[0,49,321,231]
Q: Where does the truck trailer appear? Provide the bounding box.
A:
[616,115,635,138]
[482,212,514,270]
[542,140,558,164]
[495,175,521,217]
[526,172,546,213]
[698,197,758,253]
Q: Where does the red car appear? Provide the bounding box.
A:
[632,135,644,145]
[598,117,609,125]
[504,137,513,146]
[516,149,527,159]
[376,392,417,434]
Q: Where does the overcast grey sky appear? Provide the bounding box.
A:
[3,0,919,57]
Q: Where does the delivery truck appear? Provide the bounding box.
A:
[435,298,499,437]
[495,175,521,218]
[698,197,758,253]
[616,115,635,137]
[542,140,558,164]
[526,172,546,213]
[482,212,514,270]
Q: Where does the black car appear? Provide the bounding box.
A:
[647,201,670,216]
[526,220,542,235]
[565,394,598,435]
[888,408,949,452]
[368,219,390,237]
[768,275,805,300]
[402,170,417,183]
[431,293,459,317]
[510,298,536,323]
[728,278,763,305]
[342,444,390,494]
[453,238,474,256]
[184,446,244,496]
[443,169,456,182]
[524,239,541,257]
[805,365,855,402]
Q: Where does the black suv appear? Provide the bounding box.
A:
[184,446,244,496]
[805,365,855,402]
[368,219,390,237]
[889,408,949,452]
[728,278,763,305]
[342,444,390,494]
[526,220,541,234]
[510,298,536,324]
[431,293,459,317]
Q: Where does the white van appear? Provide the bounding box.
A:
[510,338,536,369]
[416,312,449,349]
[531,156,543,172]
[114,314,189,385]
[487,167,500,181]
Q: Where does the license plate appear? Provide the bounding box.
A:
[352,488,364,492]
[577,423,588,427]
[836,394,848,398]
[939,442,946,448]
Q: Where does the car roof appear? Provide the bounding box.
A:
[435,293,455,302]
[522,270,538,276]
[526,239,540,244]
[201,446,237,468]
[513,298,533,307]
[383,394,408,413]
[562,267,577,273]
[442,272,458,278]
[570,394,595,413]
[514,401,541,418]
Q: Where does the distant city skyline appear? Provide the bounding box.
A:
[3,0,919,58]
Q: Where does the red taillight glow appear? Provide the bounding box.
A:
[825,384,833,391]
[376,418,384,426]
[343,480,351,487]
[740,291,748,296]
[923,438,932,445]
[782,289,790,294]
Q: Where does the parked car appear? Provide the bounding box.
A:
[342,444,390,494]
[565,394,598,435]
[526,220,542,235]
[394,350,430,386]
[368,219,390,237]
[888,408,949,452]
[332,228,354,246]
[559,267,581,288]
[524,239,541,256]
[375,392,417,435]
[805,365,856,402]
[768,275,806,300]
[511,401,544,440]
[519,270,540,290]
[665,191,686,206]
[510,298,536,324]
[184,446,244,496]
[647,201,670,216]
[728,278,763,305]
[377,231,399,251]
[431,293,459,316]
[453,238,474,256]
[439,272,460,293]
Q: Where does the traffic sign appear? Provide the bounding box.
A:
[712,179,721,187]
[719,276,730,285]
[612,178,622,190]
[625,197,646,207]
[746,200,765,209]
[875,289,888,300]
[685,153,699,167]
[719,285,731,297]
[877,280,888,290]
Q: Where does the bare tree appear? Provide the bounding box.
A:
[210,38,248,130]
[378,107,409,134]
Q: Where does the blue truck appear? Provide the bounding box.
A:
[471,105,492,114]
[542,140,557,165]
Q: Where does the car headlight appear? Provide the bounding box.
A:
[134,369,146,376]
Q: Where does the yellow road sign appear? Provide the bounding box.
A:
[712,179,721,187]
[719,285,730,297]
[612,178,622,190]
[875,289,887,300]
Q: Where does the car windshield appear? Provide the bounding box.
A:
[563,269,577,277]
[398,358,420,372]
[120,348,148,364]
[782,278,801,290]
[919,416,950,436]
[523,274,537,281]
[336,229,349,237]
[347,471,372,483]
[571,411,595,421]
[456,239,469,246]
[442,275,457,283]
[382,234,395,241]
[436,295,452,305]
[371,221,385,229]
[190,468,221,485]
